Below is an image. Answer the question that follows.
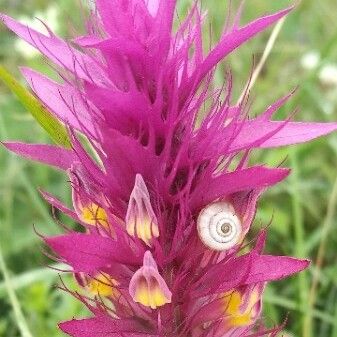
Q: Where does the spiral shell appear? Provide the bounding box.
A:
[197,202,242,251]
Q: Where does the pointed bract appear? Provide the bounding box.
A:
[45,233,140,273]
[0,14,109,84]
[21,68,99,138]
[59,315,155,337]
[2,142,76,170]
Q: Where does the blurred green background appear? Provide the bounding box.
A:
[1,0,337,336]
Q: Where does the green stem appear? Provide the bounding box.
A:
[306,174,337,337]
[0,240,34,337]
[289,148,310,337]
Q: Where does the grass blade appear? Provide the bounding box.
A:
[0,65,71,148]
[305,174,337,336]
[289,148,310,337]
[0,263,65,297]
[237,17,286,105]
[0,240,34,337]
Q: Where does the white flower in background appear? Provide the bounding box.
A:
[301,51,320,70]
[15,6,59,58]
[301,51,337,115]
[318,64,337,115]
[319,64,337,87]
[301,51,337,87]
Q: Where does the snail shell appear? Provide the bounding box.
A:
[197,202,242,251]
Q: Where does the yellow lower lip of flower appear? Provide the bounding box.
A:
[81,203,109,228]
[134,281,170,309]
[222,289,259,328]
[229,312,252,327]
[127,217,159,246]
[87,273,119,298]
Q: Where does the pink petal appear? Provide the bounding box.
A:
[73,35,102,47]
[0,14,108,84]
[146,0,160,17]
[259,121,337,148]
[191,254,253,298]
[101,129,161,200]
[230,121,337,151]
[191,166,290,209]
[245,255,310,284]
[39,190,79,221]
[21,68,98,137]
[2,142,75,170]
[96,0,134,37]
[188,7,293,90]
[83,83,152,135]
[59,315,155,337]
[45,233,138,273]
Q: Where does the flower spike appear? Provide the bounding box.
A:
[2,1,337,336]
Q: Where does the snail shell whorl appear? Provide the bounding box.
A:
[197,202,242,251]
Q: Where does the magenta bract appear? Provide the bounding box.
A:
[2,1,336,336]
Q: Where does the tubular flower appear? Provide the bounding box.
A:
[126,174,160,245]
[1,1,337,336]
[129,251,172,309]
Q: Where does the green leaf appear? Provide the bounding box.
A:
[0,65,71,148]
